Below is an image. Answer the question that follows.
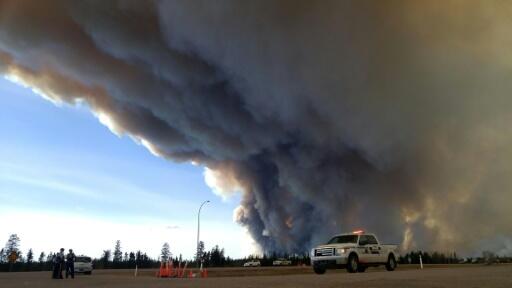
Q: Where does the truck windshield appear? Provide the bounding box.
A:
[327,235,358,244]
[76,257,92,263]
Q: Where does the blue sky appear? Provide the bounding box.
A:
[0,77,254,260]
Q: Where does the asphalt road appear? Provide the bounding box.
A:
[1,265,511,288]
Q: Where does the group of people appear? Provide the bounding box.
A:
[52,248,76,279]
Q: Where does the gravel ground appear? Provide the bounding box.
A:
[1,264,511,288]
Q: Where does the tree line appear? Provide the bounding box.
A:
[399,251,460,264]
[2,233,510,272]
[0,234,251,272]
[400,250,512,265]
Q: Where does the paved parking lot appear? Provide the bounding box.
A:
[1,264,511,288]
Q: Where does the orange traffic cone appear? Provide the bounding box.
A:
[188,270,193,278]
[157,261,171,278]
[169,261,175,277]
[199,262,208,278]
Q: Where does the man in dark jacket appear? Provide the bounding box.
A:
[58,248,65,279]
[66,249,76,279]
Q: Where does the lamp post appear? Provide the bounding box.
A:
[196,200,210,265]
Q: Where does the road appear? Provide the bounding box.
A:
[1,265,511,288]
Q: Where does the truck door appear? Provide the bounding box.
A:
[365,235,382,263]
[357,235,373,263]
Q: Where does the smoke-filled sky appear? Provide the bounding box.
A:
[1,0,512,256]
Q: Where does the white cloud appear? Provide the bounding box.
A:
[203,167,243,200]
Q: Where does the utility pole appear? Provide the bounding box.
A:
[196,200,210,266]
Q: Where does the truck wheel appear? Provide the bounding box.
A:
[357,266,367,272]
[347,254,359,273]
[386,255,397,271]
[313,264,326,275]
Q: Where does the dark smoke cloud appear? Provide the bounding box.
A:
[1,0,512,255]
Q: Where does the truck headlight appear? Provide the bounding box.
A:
[336,248,346,255]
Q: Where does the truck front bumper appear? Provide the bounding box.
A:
[311,255,349,268]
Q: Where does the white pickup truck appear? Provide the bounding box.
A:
[310,231,399,274]
[74,256,93,275]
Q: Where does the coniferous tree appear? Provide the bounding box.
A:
[46,252,54,262]
[196,241,205,262]
[129,252,136,264]
[209,245,226,266]
[113,240,122,263]
[135,251,142,267]
[102,250,111,268]
[38,252,45,263]
[4,234,21,262]
[0,248,5,263]
[161,242,170,262]
[26,248,34,263]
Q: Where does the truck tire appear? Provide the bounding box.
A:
[386,255,397,271]
[347,253,359,273]
[313,264,326,275]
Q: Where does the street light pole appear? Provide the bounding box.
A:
[196,200,210,265]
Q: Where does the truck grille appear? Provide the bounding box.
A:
[315,247,335,257]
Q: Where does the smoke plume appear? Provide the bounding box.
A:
[1,0,512,255]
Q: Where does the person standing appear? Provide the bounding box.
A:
[66,249,76,279]
[52,250,63,279]
[51,253,58,279]
[58,248,65,279]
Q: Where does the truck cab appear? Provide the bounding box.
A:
[310,230,399,274]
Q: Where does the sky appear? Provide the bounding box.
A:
[0,76,255,260]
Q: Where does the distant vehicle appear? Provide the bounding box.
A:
[243,260,261,267]
[75,256,93,275]
[310,230,399,274]
[272,258,292,266]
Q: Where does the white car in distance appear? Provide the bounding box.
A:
[243,260,261,267]
[272,258,292,266]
